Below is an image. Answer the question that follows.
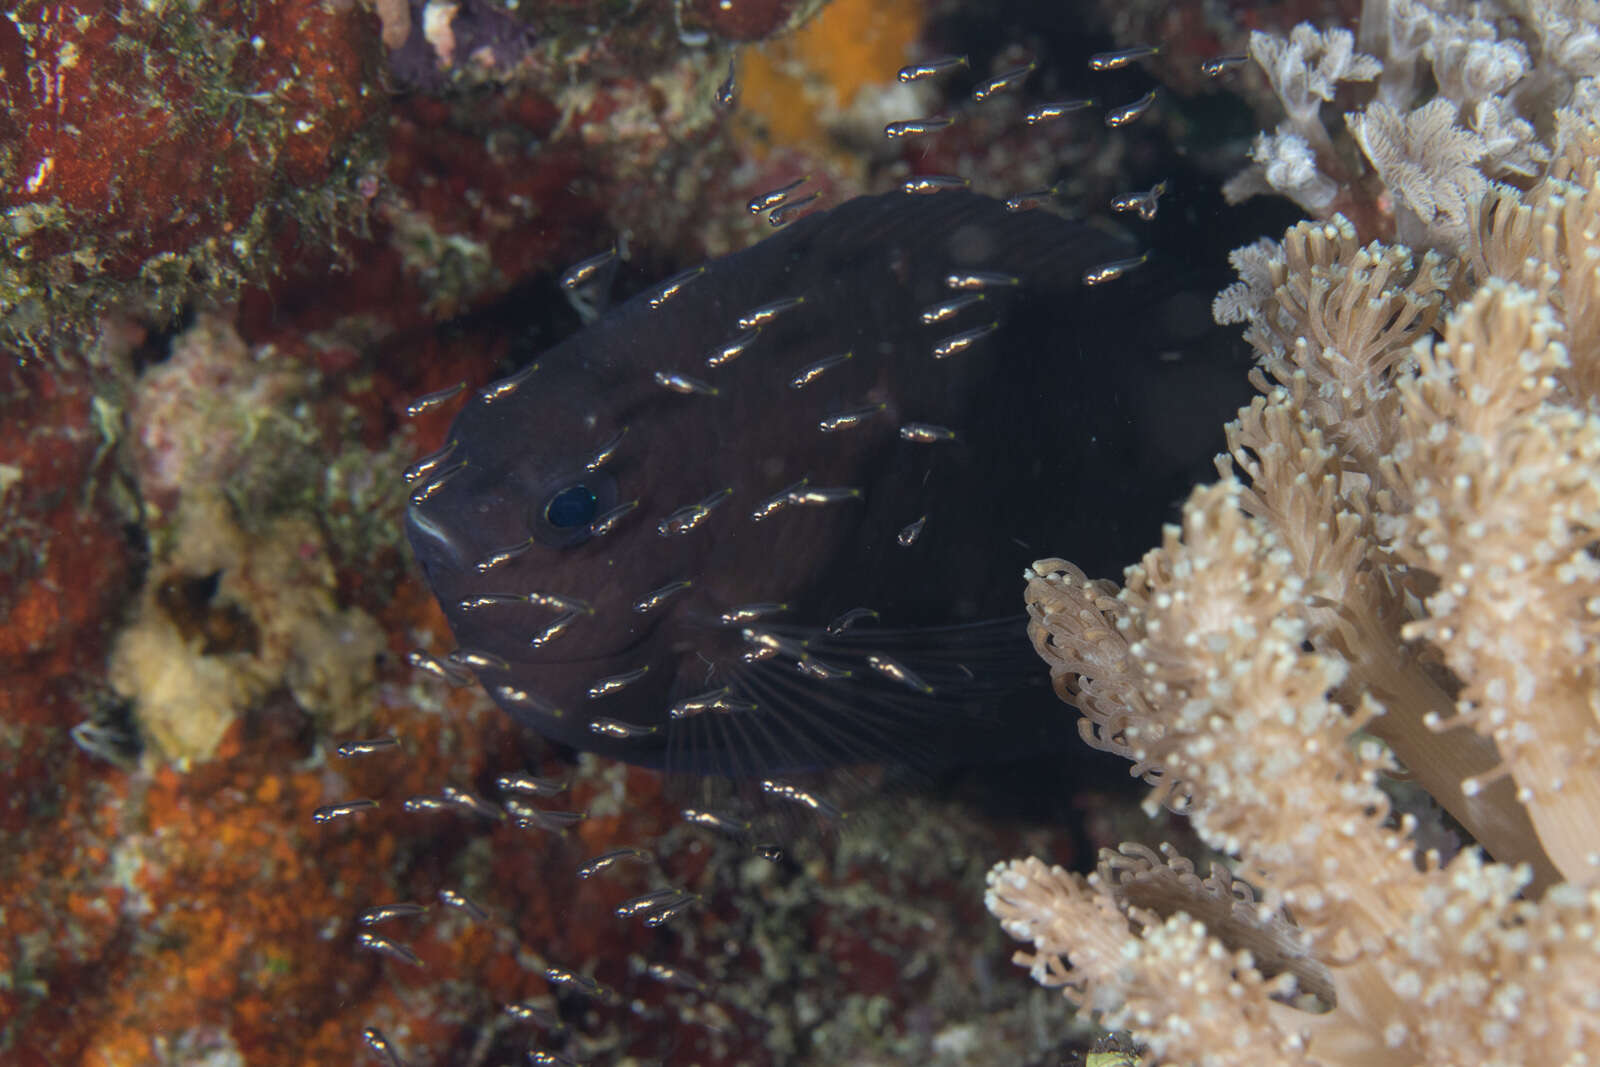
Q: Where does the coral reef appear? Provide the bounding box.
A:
[109,491,386,765]
[1224,0,1600,250]
[986,4,1600,1059]
[1,0,1279,1061]
[0,0,384,357]
[682,0,832,43]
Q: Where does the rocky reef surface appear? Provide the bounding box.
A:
[0,0,1312,1062]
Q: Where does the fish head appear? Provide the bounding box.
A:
[404,348,702,759]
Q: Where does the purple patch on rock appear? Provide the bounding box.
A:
[388,1,540,92]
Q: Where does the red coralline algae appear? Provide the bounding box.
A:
[0,361,134,1057]
[241,15,742,339]
[682,0,825,42]
[0,359,133,673]
[0,1,383,353]
[0,360,132,1059]
[5,682,484,1065]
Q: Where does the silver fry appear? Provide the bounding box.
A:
[406,383,465,418]
[747,176,809,214]
[1088,44,1159,71]
[312,799,377,823]
[972,62,1035,101]
[587,665,651,699]
[884,116,954,139]
[897,55,967,81]
[1105,90,1157,127]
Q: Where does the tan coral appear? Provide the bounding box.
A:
[1209,218,1540,879]
[987,853,1319,1067]
[1389,280,1600,883]
[990,73,1600,1067]
[1213,215,1450,471]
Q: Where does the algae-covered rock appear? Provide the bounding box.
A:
[110,494,384,766]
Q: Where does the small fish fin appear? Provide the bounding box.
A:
[660,616,1049,780]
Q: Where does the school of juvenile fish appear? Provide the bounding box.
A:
[321,29,1270,1064]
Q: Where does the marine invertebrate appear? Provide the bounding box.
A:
[1348,96,1489,246]
[1225,0,1598,250]
[986,50,1600,1067]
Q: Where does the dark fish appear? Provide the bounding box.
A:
[405,191,1221,777]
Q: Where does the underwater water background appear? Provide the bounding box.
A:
[1,0,1314,1062]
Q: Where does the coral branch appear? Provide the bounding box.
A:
[991,7,1600,1056]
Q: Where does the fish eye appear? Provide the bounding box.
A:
[546,484,597,528]
[531,470,617,549]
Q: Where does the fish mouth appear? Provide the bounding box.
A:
[405,504,471,574]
